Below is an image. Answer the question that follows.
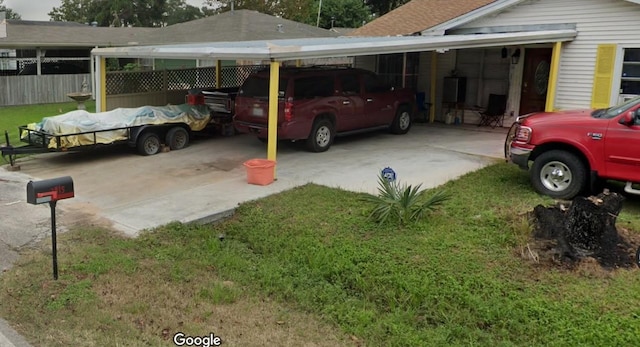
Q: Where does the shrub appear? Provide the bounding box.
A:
[362,174,450,226]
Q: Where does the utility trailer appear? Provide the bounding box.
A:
[1,104,211,167]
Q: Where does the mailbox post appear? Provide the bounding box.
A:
[26,176,74,280]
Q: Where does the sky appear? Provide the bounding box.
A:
[4,0,207,21]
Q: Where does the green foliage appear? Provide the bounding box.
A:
[209,0,379,28]
[0,0,21,19]
[362,174,450,225]
[46,280,96,310]
[48,0,204,27]
[365,0,411,17]
[122,62,141,71]
[0,101,97,146]
[314,0,371,29]
[3,166,640,346]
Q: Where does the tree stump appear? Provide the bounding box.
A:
[531,190,630,266]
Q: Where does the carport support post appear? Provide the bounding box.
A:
[429,51,437,123]
[267,61,280,178]
[49,201,59,280]
[545,42,562,112]
[99,57,107,112]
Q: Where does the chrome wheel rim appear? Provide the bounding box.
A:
[315,126,330,147]
[399,111,411,130]
[540,160,572,192]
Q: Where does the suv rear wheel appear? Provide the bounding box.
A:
[306,119,334,152]
[390,106,412,134]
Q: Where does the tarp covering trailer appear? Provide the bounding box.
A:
[1,104,212,166]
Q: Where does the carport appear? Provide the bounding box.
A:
[91,29,576,171]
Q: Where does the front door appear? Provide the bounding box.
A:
[519,48,552,115]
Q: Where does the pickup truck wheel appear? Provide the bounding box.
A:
[390,106,412,134]
[137,132,161,156]
[166,127,189,150]
[530,150,586,199]
[306,119,334,152]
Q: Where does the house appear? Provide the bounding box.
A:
[349,0,640,125]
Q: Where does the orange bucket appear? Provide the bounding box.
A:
[243,159,276,185]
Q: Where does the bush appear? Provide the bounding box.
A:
[362,174,450,226]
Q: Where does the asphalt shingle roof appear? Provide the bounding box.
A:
[0,10,338,49]
[143,10,339,44]
[350,0,497,37]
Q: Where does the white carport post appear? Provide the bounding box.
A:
[267,61,280,177]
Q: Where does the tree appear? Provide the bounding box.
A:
[314,0,370,29]
[208,0,278,14]
[49,0,203,27]
[165,0,205,25]
[49,0,93,23]
[206,0,371,29]
[365,0,410,17]
[0,0,21,19]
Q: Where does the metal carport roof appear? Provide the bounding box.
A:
[90,29,576,170]
[91,29,576,61]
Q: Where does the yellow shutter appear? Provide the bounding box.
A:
[591,44,617,109]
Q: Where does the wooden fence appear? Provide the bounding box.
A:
[0,74,90,106]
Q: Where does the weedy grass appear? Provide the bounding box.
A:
[2,163,640,346]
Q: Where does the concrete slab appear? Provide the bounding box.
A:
[2,124,506,237]
[0,123,506,347]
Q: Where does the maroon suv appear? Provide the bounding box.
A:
[233,66,416,152]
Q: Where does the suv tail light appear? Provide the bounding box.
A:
[284,97,293,122]
[515,126,532,143]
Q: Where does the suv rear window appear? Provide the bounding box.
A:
[293,76,334,99]
[240,76,288,98]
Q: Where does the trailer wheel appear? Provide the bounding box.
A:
[166,127,189,150]
[137,132,161,156]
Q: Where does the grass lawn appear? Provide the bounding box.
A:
[0,101,96,146]
[1,163,640,346]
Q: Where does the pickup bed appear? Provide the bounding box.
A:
[507,96,640,199]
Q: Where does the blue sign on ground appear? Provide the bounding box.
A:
[381,167,397,182]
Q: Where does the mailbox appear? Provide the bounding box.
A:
[26,176,74,205]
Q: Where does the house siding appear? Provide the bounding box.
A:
[458,0,640,109]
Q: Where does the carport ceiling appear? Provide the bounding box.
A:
[91,29,576,61]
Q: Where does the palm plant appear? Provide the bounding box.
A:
[362,174,450,225]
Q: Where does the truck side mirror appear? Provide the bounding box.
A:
[620,111,635,126]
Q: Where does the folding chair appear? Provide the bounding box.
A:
[478,94,507,128]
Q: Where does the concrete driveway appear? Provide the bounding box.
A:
[0,123,507,346]
[1,124,507,269]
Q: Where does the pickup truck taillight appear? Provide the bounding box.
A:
[284,98,293,122]
[515,125,532,143]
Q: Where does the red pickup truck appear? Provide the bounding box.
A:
[233,66,416,152]
[507,97,640,199]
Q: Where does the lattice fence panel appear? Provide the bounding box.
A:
[106,65,270,95]
[166,67,216,90]
[106,70,165,95]
[219,65,268,88]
